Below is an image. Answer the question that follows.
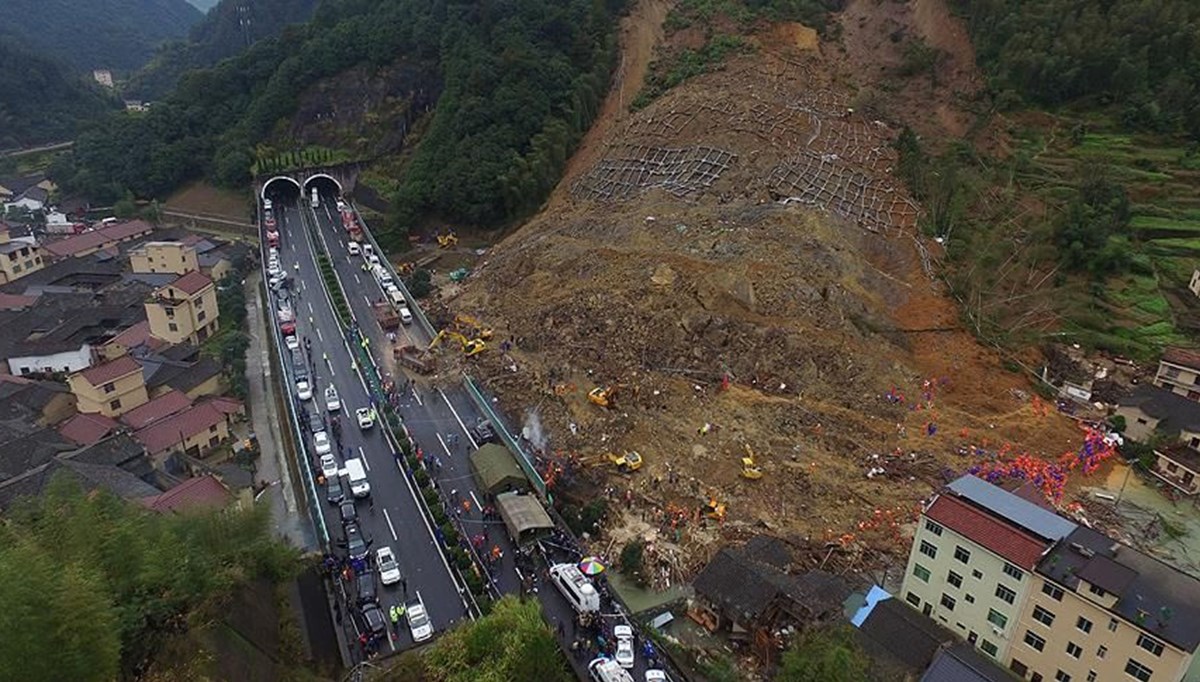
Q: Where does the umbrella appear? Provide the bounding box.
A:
[578,557,606,575]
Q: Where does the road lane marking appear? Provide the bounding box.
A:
[470,490,482,512]
[383,508,397,540]
[438,389,479,450]
[316,327,324,342]
[307,302,314,315]
[354,273,360,284]
[359,445,369,471]
[437,433,452,456]
[411,385,423,406]
[364,295,372,306]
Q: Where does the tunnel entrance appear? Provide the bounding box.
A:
[262,176,303,203]
[303,174,342,200]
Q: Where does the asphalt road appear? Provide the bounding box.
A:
[269,199,469,656]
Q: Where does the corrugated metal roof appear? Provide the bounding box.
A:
[947,475,1077,541]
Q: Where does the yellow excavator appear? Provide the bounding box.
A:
[701,495,726,521]
[429,329,486,356]
[453,313,494,341]
[741,444,763,480]
[588,386,617,408]
[610,451,643,473]
[437,232,459,248]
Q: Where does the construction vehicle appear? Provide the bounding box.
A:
[588,386,616,408]
[372,300,399,331]
[428,329,486,356]
[610,451,643,473]
[341,208,363,242]
[700,495,726,521]
[437,232,458,248]
[394,345,435,374]
[452,313,494,340]
[741,444,763,480]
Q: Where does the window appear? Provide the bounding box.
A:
[1003,563,1024,581]
[987,609,1007,629]
[925,520,943,536]
[1087,672,1096,682]
[1024,630,1046,652]
[1136,634,1164,657]
[995,584,1016,604]
[965,594,975,603]
[209,424,218,433]
[1032,606,1056,627]
[1076,616,1093,634]
[1067,642,1082,659]
[1108,618,1119,632]
[913,564,931,582]
[1089,584,1106,598]
[1098,646,1107,659]
[109,399,120,410]
[1055,672,1071,682]
[980,640,998,657]
[168,323,178,332]
[948,570,963,588]
[972,569,983,579]
[1124,659,1153,682]
[905,592,921,607]
[1165,367,1181,379]
[103,382,115,393]
[1032,673,1044,682]
[197,310,206,321]
[1011,661,1028,677]
[940,594,956,611]
[919,541,937,559]
[165,307,175,318]
[1042,583,1064,601]
[11,264,20,273]
[954,546,971,564]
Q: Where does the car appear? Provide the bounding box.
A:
[398,307,413,325]
[355,407,374,430]
[347,241,360,255]
[376,546,401,586]
[320,454,339,479]
[285,334,300,351]
[367,253,380,267]
[308,410,325,434]
[313,431,332,456]
[356,569,378,604]
[613,625,635,669]
[325,385,341,412]
[296,379,312,401]
[406,594,433,642]
[336,199,347,211]
[362,244,374,259]
[268,273,287,290]
[645,671,672,682]
[360,602,387,637]
[470,420,497,445]
[268,247,278,259]
[339,500,358,527]
[325,476,345,505]
[344,523,370,561]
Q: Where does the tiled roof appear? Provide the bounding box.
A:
[1121,384,1200,432]
[105,320,164,352]
[1162,346,1200,371]
[58,412,119,446]
[920,642,1013,682]
[43,220,153,258]
[76,355,141,387]
[857,597,955,673]
[0,292,38,310]
[925,494,1050,568]
[119,390,191,429]
[140,474,231,513]
[208,396,243,416]
[132,401,225,454]
[167,270,213,296]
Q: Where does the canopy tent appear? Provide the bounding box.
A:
[495,491,554,545]
[468,443,529,495]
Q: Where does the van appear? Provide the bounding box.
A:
[372,264,388,281]
[347,242,360,256]
[587,658,633,682]
[344,458,371,498]
[398,307,413,325]
[264,198,273,211]
[362,244,374,259]
[549,563,601,613]
[387,288,406,307]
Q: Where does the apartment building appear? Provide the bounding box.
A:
[144,270,219,345]
[0,227,44,283]
[129,241,199,275]
[902,475,1200,682]
[1154,348,1200,403]
[67,355,148,417]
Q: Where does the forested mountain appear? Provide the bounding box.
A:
[186,0,219,11]
[0,41,119,149]
[55,0,626,238]
[0,0,202,73]
[954,0,1200,136]
[127,0,322,100]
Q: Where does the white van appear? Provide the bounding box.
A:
[344,458,370,497]
[347,242,360,256]
[264,198,273,211]
[398,307,413,325]
[387,287,405,307]
[549,563,601,613]
[588,658,633,682]
[362,243,374,259]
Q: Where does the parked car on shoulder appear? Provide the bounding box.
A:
[376,546,401,586]
[320,454,339,479]
[325,476,345,505]
[406,593,433,642]
[360,602,387,637]
[470,419,497,445]
[613,624,635,669]
[313,430,332,456]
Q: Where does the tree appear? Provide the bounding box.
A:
[776,624,870,682]
[113,192,139,219]
[419,596,570,682]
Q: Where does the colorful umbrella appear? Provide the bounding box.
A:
[578,557,606,575]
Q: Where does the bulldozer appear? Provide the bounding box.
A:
[452,313,494,341]
[588,386,617,408]
[437,232,459,248]
[700,495,726,521]
[741,444,763,480]
[428,329,486,357]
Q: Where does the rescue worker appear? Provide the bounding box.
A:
[389,603,405,626]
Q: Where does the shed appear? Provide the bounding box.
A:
[469,443,529,495]
[495,491,554,545]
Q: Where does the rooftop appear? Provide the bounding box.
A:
[105,320,164,352]
[58,412,119,446]
[77,355,141,387]
[947,474,1078,542]
[43,220,154,259]
[925,494,1053,568]
[1120,384,1200,433]
[133,401,227,454]
[920,642,1014,682]
[1156,444,1200,473]
[0,433,160,510]
[1162,347,1200,372]
[0,292,38,310]
[118,389,191,430]
[856,597,956,673]
[162,270,213,297]
[140,474,231,514]
[1038,526,1200,652]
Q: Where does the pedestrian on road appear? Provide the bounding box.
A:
[401,577,408,595]
[369,497,375,513]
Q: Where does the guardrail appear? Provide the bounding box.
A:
[350,205,439,340]
[461,375,548,500]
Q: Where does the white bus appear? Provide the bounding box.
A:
[310,187,319,208]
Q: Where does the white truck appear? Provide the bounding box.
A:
[344,458,370,498]
[310,187,319,208]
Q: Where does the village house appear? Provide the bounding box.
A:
[1153,347,1200,403]
[144,270,219,345]
[1115,385,1200,446]
[67,355,149,417]
[0,226,45,284]
[129,241,199,276]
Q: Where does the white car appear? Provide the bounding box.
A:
[296,380,312,401]
[313,431,332,456]
[285,334,300,351]
[376,546,401,586]
[614,624,635,669]
[347,241,360,255]
[645,671,671,682]
[267,260,281,277]
[367,253,380,267]
[320,454,339,479]
[406,594,433,642]
[325,386,340,412]
[355,407,374,430]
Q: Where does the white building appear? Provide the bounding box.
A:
[7,343,93,376]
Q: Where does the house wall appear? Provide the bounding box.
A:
[1152,451,1200,495]
[7,345,91,376]
[900,515,1033,663]
[40,392,76,426]
[0,245,45,284]
[145,283,219,345]
[1008,573,1195,682]
[203,257,231,282]
[147,419,230,464]
[1154,360,1200,403]
[183,373,222,400]
[1114,405,1161,442]
[130,242,198,275]
[69,369,149,417]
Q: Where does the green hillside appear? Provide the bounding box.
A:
[0,41,119,149]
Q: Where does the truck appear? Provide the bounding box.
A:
[311,187,319,208]
[372,300,399,331]
[342,208,363,242]
[394,345,435,374]
[277,305,296,336]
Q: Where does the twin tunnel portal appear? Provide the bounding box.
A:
[260,171,349,202]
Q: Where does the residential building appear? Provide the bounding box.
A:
[144,270,218,345]
[67,355,148,417]
[901,475,1077,662]
[139,474,234,514]
[92,70,113,87]
[0,375,75,426]
[97,320,165,362]
[43,220,153,260]
[129,241,199,275]
[0,433,168,511]
[57,412,119,446]
[118,389,191,430]
[132,397,242,463]
[1190,270,1200,298]
[855,595,960,680]
[1010,526,1200,682]
[1154,348,1200,402]
[0,227,44,284]
[921,642,1017,682]
[1150,445,1200,496]
[139,344,222,399]
[1115,385,1200,445]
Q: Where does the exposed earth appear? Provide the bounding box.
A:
[414,0,1093,580]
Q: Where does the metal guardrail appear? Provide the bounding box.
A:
[461,375,548,500]
[350,205,439,340]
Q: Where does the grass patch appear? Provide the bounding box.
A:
[634,35,748,109]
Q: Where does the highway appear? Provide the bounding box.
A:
[268,188,675,679]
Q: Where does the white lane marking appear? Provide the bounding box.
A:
[411,385,423,406]
[359,445,369,471]
[383,508,398,541]
[354,273,361,284]
[307,302,314,315]
[470,490,482,512]
[436,433,452,456]
[438,388,479,450]
[363,295,372,306]
[316,327,323,342]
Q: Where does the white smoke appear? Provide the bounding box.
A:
[522,408,549,451]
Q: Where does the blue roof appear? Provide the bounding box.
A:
[948,475,1077,541]
[849,584,891,627]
